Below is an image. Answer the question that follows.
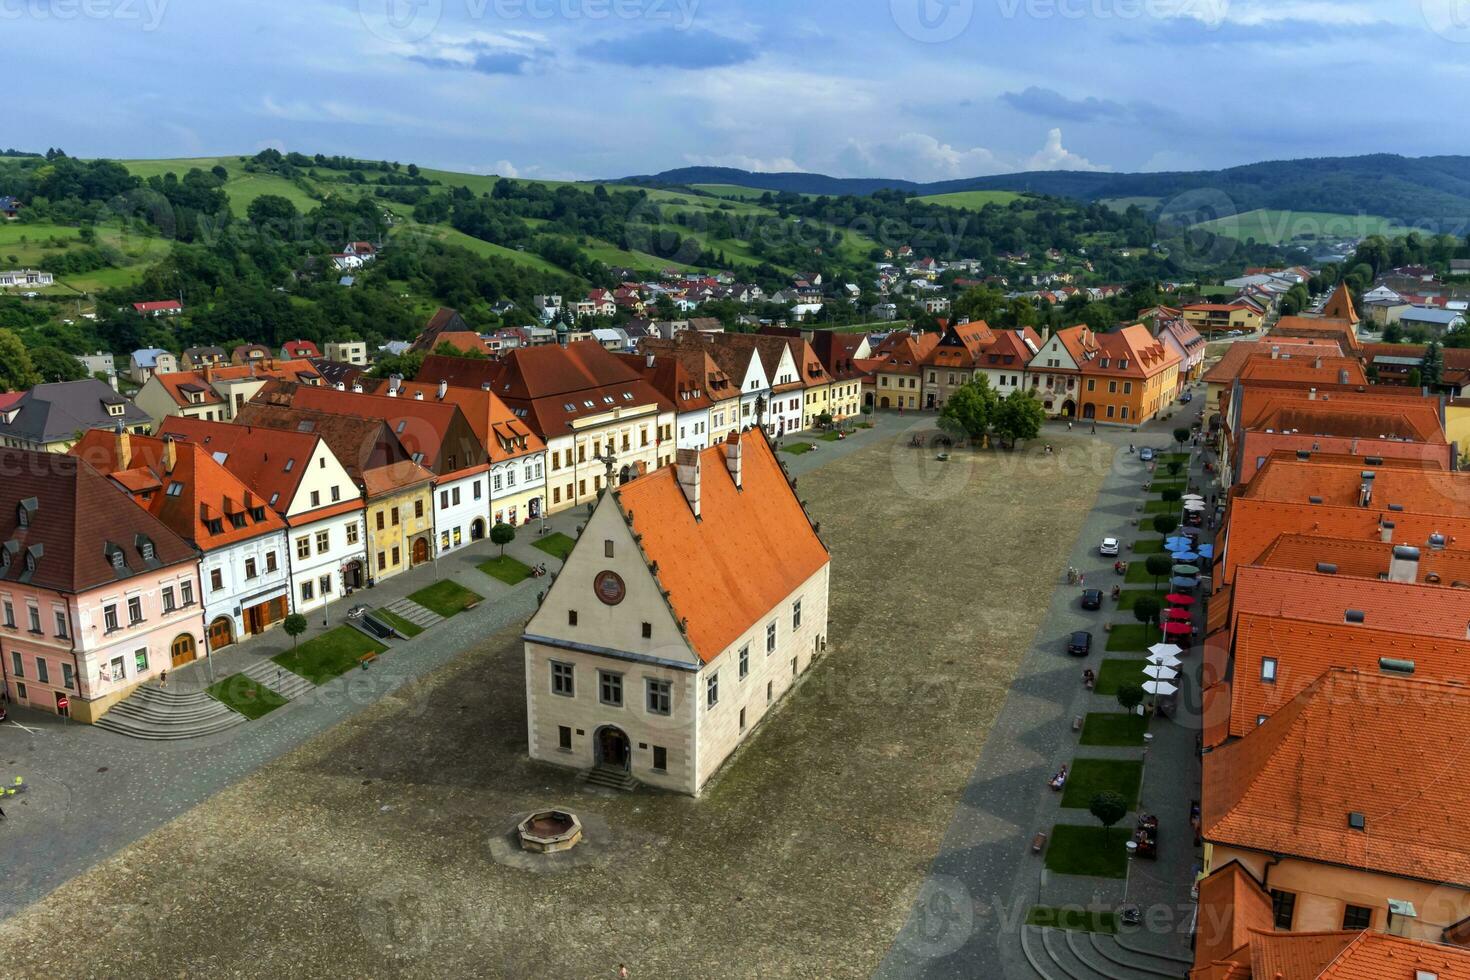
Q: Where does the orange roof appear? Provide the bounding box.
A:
[391,379,545,464]
[1234,438,1451,486]
[156,416,324,515]
[1083,324,1181,379]
[1226,611,1470,738]
[615,431,828,662]
[922,320,996,369]
[1051,324,1102,369]
[1254,532,1470,584]
[871,331,940,375]
[1271,316,1361,353]
[1319,931,1470,979]
[151,359,322,408]
[233,402,437,497]
[427,331,492,356]
[1321,282,1359,325]
[1205,669,1470,885]
[1235,355,1366,387]
[1193,862,1274,975]
[1193,928,1470,979]
[69,430,287,549]
[1204,341,1344,386]
[1241,458,1470,515]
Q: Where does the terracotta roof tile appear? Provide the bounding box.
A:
[390,380,545,464]
[1241,459,1470,515]
[1321,282,1359,324]
[1193,862,1274,974]
[156,416,322,516]
[1319,931,1470,979]
[1205,341,1344,386]
[232,403,435,496]
[1236,355,1366,386]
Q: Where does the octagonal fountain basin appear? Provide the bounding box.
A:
[518,810,583,854]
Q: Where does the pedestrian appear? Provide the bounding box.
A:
[618,965,629,979]
[159,669,167,689]
[1090,423,1096,435]
[1067,420,1073,431]
[1078,572,1086,587]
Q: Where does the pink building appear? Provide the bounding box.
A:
[0,449,204,723]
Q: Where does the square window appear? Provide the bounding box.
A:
[133,648,147,673]
[1342,904,1372,930]
[301,581,314,602]
[599,671,623,707]
[646,679,671,715]
[652,746,667,772]
[315,530,330,554]
[558,725,572,750]
[551,661,574,697]
[706,671,719,709]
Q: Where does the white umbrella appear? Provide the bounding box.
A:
[1143,680,1179,696]
[1143,665,1179,680]
[1148,643,1183,659]
[1183,501,1207,511]
[1147,653,1183,669]
[1181,493,1205,501]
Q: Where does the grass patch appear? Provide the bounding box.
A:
[1117,589,1168,611]
[818,431,843,442]
[478,554,532,585]
[1093,658,1147,697]
[1143,499,1181,514]
[376,608,424,638]
[1104,624,1153,652]
[1160,453,1191,466]
[1061,758,1144,810]
[1150,480,1186,494]
[408,580,483,618]
[1131,539,1164,554]
[1044,826,1132,879]
[533,532,577,561]
[781,442,814,455]
[1079,713,1149,747]
[205,674,289,721]
[1026,905,1120,934]
[271,627,386,686]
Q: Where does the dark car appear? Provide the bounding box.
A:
[1180,391,1193,404]
[1067,631,1093,656]
[1080,589,1103,611]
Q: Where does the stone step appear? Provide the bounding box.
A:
[579,766,639,792]
[240,660,315,700]
[383,598,444,628]
[1087,933,1189,979]
[96,707,246,741]
[93,680,250,740]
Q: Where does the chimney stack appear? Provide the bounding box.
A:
[162,434,177,474]
[724,431,743,489]
[1388,545,1421,584]
[437,379,448,400]
[1380,519,1395,543]
[115,424,132,470]
[335,381,345,391]
[388,376,402,397]
[1314,356,1322,369]
[646,353,656,369]
[352,382,363,393]
[1271,345,1280,359]
[413,390,424,401]
[676,447,702,519]
[1308,387,1317,400]
[108,373,119,392]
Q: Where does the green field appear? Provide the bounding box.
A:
[915,190,1024,210]
[692,183,774,200]
[1194,208,1407,244]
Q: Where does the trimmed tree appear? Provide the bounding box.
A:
[1161,487,1182,504]
[1173,427,1191,449]
[491,522,516,557]
[1133,597,1162,645]
[283,613,308,649]
[1116,682,1145,715]
[1152,514,1179,537]
[1145,553,1173,591]
[1089,791,1128,830]
[1166,460,1184,477]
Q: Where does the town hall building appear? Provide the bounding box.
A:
[522,430,830,795]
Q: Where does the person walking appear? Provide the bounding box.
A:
[159,670,168,689]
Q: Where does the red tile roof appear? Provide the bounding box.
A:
[870,331,941,375]
[615,431,828,662]
[156,416,324,515]
[1193,862,1274,975]
[1084,324,1181,379]
[1321,282,1359,324]
[1204,341,1345,386]
[390,380,545,464]
[1235,355,1366,387]
[1271,316,1361,353]
[150,359,322,408]
[1241,458,1470,515]
[1234,436,1452,485]
[1254,532,1470,584]
[1206,669,1470,886]
[232,403,435,496]
[922,320,996,369]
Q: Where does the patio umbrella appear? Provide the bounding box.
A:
[1183,501,1207,511]
[1147,653,1183,669]
[1165,594,1195,606]
[1148,642,1183,659]
[1170,550,1199,562]
[1161,621,1192,637]
[1165,536,1192,550]
[1143,665,1179,681]
[1171,576,1199,589]
[1143,680,1179,697]
[1163,608,1191,621]
[1197,544,1215,559]
[1173,564,1201,576]
[1181,493,1205,501]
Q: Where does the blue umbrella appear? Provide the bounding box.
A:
[1171,576,1199,589]
[1165,537,1192,550]
[1197,544,1215,559]
[1171,551,1200,562]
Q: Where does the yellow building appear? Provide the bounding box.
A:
[1182,304,1264,335]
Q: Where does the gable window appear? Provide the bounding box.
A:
[641,622,652,639]
[568,609,578,627]
[598,671,623,707]
[551,661,574,697]
[605,539,615,558]
[646,678,671,716]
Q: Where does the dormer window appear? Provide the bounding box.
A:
[139,540,155,561]
[110,551,125,572]
[16,505,28,528]
[107,402,125,417]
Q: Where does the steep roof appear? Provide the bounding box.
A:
[616,432,828,662]
[1051,324,1102,369]
[808,330,869,381]
[1317,931,1470,979]
[0,448,197,593]
[870,331,940,375]
[0,379,149,443]
[981,327,1043,369]
[1085,324,1181,379]
[1241,458,1470,515]
[149,359,322,409]
[1204,669,1470,885]
[1271,316,1361,353]
[1322,282,1359,324]
[233,402,435,495]
[1234,436,1452,486]
[1235,355,1366,387]
[1254,532,1470,584]
[1204,340,1344,386]
[390,380,545,464]
[1193,862,1274,976]
[155,416,322,515]
[922,319,996,369]
[70,430,287,549]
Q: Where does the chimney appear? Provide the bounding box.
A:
[676,448,702,519]
[108,373,119,392]
[388,375,402,397]
[1314,356,1322,369]
[413,390,424,400]
[436,379,448,400]
[1380,519,1395,543]
[162,434,177,474]
[1308,387,1317,400]
[203,363,213,384]
[646,353,656,369]
[724,431,743,489]
[1388,545,1421,584]
[115,424,132,470]
[352,382,363,393]
[1271,345,1280,359]
[334,381,345,391]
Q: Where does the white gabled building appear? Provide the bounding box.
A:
[523,431,830,795]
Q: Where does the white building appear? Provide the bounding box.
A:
[523,431,830,795]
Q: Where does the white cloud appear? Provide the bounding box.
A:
[1194,0,1385,27]
[831,129,1107,180]
[684,153,806,173]
[1026,128,1108,172]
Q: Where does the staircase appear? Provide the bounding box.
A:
[382,598,444,632]
[95,684,248,741]
[241,659,315,700]
[580,765,640,792]
[1020,926,1192,980]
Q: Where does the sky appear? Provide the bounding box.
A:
[10,0,1470,182]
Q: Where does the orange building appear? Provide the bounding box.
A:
[1077,324,1182,424]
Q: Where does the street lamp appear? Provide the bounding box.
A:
[1121,840,1140,926]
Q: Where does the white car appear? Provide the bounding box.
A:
[1099,537,1120,557]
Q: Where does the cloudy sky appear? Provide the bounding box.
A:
[12,0,1470,181]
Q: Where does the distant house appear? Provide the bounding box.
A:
[75,351,116,379]
[343,241,377,260]
[0,269,55,289]
[1452,259,1470,276]
[129,348,178,384]
[329,253,365,271]
[0,379,151,452]
[230,344,272,366]
[1399,306,1466,336]
[280,340,321,360]
[378,341,411,357]
[133,300,183,318]
[0,196,19,220]
[323,340,368,366]
[180,346,226,371]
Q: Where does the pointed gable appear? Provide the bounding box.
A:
[1322,282,1359,325]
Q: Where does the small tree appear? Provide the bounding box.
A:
[491,522,516,556]
[991,388,1046,449]
[1089,791,1128,830]
[1145,553,1173,590]
[1173,426,1191,449]
[283,613,308,649]
[1161,487,1182,504]
[1152,514,1179,537]
[1166,459,1184,477]
[815,411,834,430]
[1116,682,1145,715]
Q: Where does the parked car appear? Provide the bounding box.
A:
[1180,391,1193,404]
[1099,537,1120,557]
[1067,631,1094,656]
[1080,589,1103,611]
[1139,448,1155,462]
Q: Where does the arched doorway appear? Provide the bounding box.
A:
[1082,403,1096,420]
[595,725,631,771]
[1061,399,1076,418]
[879,396,891,409]
[412,536,429,565]
[170,633,197,668]
[344,561,363,590]
[619,465,633,486]
[471,518,486,541]
[208,616,234,650]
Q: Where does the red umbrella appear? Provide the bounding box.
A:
[1165,593,1196,606]
[1161,621,1192,636]
[1164,608,1192,621]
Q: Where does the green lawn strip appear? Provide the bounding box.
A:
[205,674,289,720]
[1061,758,1144,810]
[1104,624,1152,652]
[781,442,814,455]
[1149,480,1187,494]
[376,608,424,638]
[1079,713,1149,747]
[1143,499,1181,514]
[533,533,577,561]
[1026,905,1120,934]
[1117,588,1168,610]
[408,580,484,618]
[1160,453,1191,465]
[271,627,386,686]
[1044,826,1132,879]
[1094,658,1148,696]
[1123,561,1163,584]
[1131,539,1164,554]
[478,555,532,586]
[818,431,843,442]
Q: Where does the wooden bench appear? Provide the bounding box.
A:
[1072,715,1084,732]
[358,652,379,669]
[1031,831,1048,854]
